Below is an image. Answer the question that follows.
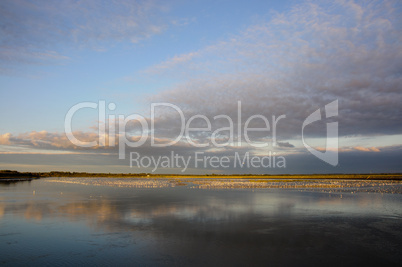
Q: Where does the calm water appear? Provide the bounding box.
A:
[1,178,402,266]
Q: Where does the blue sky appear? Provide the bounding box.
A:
[1,0,293,132]
[1,0,401,173]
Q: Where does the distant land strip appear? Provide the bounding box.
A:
[1,170,402,181]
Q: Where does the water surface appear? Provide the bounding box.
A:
[1,178,402,266]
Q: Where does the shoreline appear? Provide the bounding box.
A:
[1,170,402,181]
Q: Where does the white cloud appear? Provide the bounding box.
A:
[143,52,200,75]
[0,133,11,145]
[0,0,169,72]
[143,0,402,139]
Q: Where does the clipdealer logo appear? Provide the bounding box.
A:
[302,100,338,166]
[64,100,338,171]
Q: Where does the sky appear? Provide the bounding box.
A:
[0,0,401,174]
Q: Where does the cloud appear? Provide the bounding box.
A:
[0,131,100,151]
[0,0,168,72]
[276,142,295,148]
[143,0,402,140]
[2,0,401,173]
[314,145,382,153]
[353,146,381,152]
[1,140,402,174]
[143,52,200,75]
[0,133,11,145]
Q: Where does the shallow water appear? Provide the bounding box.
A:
[1,178,402,266]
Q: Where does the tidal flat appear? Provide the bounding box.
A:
[1,177,402,266]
